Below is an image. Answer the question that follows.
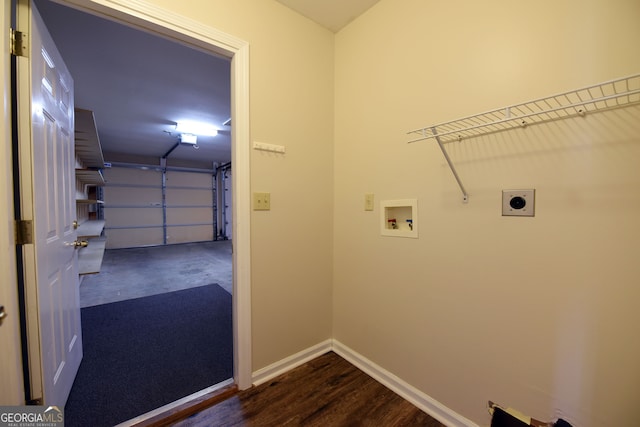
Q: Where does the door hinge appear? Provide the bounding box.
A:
[10,28,27,57]
[15,220,34,245]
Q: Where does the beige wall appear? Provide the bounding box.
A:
[334,1,640,426]
[145,0,335,369]
[4,0,638,423]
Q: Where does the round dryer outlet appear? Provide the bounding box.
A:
[502,189,535,217]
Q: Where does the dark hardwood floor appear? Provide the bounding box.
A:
[171,351,445,427]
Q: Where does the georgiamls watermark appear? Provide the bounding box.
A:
[0,406,63,427]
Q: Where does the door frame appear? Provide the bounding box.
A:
[2,0,253,396]
[0,0,24,405]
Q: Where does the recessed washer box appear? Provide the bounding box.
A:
[380,199,418,238]
[502,189,535,217]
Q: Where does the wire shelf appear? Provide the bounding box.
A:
[407,73,640,203]
[408,73,640,144]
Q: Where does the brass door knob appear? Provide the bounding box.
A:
[73,240,88,248]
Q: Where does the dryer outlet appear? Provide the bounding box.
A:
[502,189,535,217]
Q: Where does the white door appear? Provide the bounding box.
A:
[16,0,82,406]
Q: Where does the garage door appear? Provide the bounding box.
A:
[103,165,214,249]
[165,169,214,243]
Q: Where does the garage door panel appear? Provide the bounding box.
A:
[105,227,164,249]
[167,225,214,244]
[104,207,163,227]
[166,188,212,206]
[166,207,213,224]
[166,170,211,187]
[104,186,162,206]
[103,167,161,186]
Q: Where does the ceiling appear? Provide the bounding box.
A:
[275,0,381,33]
[34,0,379,166]
[35,0,232,165]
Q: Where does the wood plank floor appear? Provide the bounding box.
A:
[172,352,446,427]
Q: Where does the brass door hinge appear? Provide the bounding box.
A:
[10,28,27,57]
[15,220,33,245]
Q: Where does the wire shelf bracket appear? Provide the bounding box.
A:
[407,73,640,203]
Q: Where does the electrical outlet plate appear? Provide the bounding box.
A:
[502,189,535,217]
[253,192,270,210]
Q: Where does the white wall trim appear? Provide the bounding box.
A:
[0,0,26,405]
[230,41,252,390]
[252,339,333,386]
[332,340,479,427]
[252,339,477,427]
[116,378,235,427]
[57,0,253,390]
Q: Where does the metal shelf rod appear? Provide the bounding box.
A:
[431,127,469,203]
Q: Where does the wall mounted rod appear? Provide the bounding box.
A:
[431,127,469,203]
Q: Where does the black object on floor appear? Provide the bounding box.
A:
[491,407,530,427]
[64,284,233,427]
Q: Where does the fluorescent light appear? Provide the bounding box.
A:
[180,133,198,144]
[175,121,218,137]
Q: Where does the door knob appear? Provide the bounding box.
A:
[0,306,7,326]
[73,240,88,248]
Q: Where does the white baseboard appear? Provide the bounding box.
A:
[251,339,332,386]
[251,338,477,427]
[332,340,478,427]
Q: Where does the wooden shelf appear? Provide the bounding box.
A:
[76,199,104,205]
[75,108,105,168]
[76,168,105,186]
[77,220,105,238]
[78,237,107,275]
[75,108,107,276]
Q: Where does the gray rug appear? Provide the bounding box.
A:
[64,284,233,427]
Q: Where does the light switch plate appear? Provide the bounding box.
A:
[253,192,271,210]
[502,189,535,216]
[364,193,374,211]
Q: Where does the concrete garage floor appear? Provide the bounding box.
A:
[79,240,232,308]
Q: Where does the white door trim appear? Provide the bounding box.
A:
[0,0,25,405]
[56,0,253,389]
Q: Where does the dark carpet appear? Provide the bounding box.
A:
[64,284,233,427]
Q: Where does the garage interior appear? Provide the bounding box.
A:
[34,0,235,423]
[35,0,234,300]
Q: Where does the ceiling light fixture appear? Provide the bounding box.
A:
[180,133,198,145]
[175,121,218,137]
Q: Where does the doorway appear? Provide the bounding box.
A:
[20,0,252,420]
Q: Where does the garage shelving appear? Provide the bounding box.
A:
[75,108,106,275]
